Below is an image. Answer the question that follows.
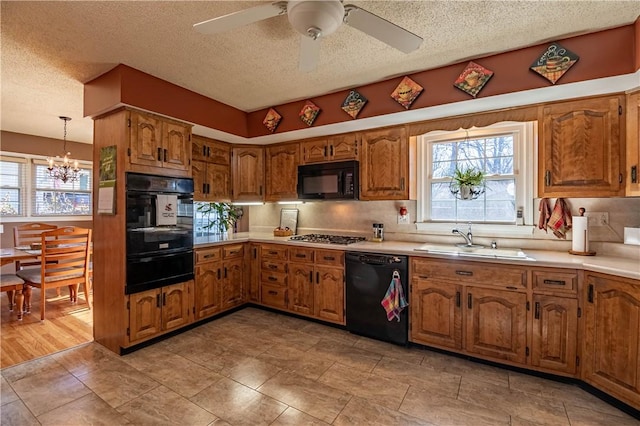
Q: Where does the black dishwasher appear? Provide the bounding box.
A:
[345,252,409,345]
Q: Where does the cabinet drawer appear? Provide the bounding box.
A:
[411,258,526,289]
[532,269,578,293]
[195,247,221,264]
[290,247,315,263]
[223,244,244,259]
[261,283,287,309]
[261,260,287,273]
[261,270,287,286]
[315,249,344,267]
[261,245,288,260]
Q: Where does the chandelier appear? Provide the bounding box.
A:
[47,116,80,184]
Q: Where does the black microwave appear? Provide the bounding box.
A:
[297,160,359,200]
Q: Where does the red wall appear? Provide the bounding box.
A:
[84,24,638,139]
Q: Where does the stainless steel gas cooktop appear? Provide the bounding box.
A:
[289,234,366,245]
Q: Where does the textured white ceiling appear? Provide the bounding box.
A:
[1,1,639,145]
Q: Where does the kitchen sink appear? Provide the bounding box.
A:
[414,244,530,259]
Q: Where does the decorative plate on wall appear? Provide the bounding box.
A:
[341,90,367,119]
[391,76,423,109]
[299,101,321,126]
[262,108,282,133]
[454,61,494,98]
[530,42,579,84]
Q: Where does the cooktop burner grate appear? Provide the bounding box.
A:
[289,234,366,245]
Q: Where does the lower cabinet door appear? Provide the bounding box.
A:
[465,287,528,364]
[288,263,314,316]
[129,289,162,343]
[162,282,191,331]
[222,258,244,310]
[411,279,462,350]
[195,264,222,319]
[531,294,578,374]
[314,266,345,324]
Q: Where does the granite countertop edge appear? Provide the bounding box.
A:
[195,232,640,281]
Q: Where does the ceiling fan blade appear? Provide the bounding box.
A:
[343,5,423,53]
[299,35,321,72]
[193,2,287,35]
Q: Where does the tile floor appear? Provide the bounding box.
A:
[1,307,638,425]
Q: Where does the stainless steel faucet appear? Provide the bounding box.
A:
[452,222,473,247]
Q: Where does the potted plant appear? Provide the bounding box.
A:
[196,202,243,234]
[450,166,486,200]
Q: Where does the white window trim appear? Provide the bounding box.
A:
[0,152,93,223]
[415,121,536,237]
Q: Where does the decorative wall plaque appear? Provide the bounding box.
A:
[454,61,494,98]
[530,42,579,84]
[341,90,367,119]
[299,100,320,126]
[262,108,282,133]
[391,76,423,109]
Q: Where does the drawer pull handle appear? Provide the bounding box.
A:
[323,256,335,261]
[228,250,239,255]
[268,264,278,270]
[543,279,565,286]
[456,270,473,276]
[203,254,214,259]
[268,276,277,281]
[268,251,278,255]
[295,254,307,258]
[506,286,518,290]
[418,275,429,279]
[268,290,278,296]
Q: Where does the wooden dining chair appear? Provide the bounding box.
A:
[12,223,58,270]
[17,226,92,321]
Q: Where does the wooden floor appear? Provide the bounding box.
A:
[0,287,93,369]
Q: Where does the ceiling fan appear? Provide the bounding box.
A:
[193,0,423,72]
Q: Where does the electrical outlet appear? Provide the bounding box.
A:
[398,213,410,224]
[584,211,609,226]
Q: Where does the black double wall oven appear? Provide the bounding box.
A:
[125,172,194,294]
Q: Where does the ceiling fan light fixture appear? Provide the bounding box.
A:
[287,0,345,39]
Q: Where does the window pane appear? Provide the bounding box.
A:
[485,157,513,175]
[486,201,516,222]
[431,200,456,220]
[485,179,516,200]
[33,163,92,216]
[485,136,513,157]
[456,198,485,221]
[0,189,21,216]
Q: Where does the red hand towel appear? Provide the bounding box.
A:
[538,198,551,232]
[548,198,572,239]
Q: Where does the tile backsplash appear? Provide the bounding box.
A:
[248,197,640,257]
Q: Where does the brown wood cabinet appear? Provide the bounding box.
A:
[221,244,244,310]
[539,95,625,197]
[626,90,640,196]
[265,143,299,201]
[300,133,359,164]
[410,258,528,365]
[128,280,193,344]
[232,146,264,201]
[194,247,223,319]
[247,243,261,303]
[360,126,409,200]
[128,109,191,176]
[192,135,231,201]
[530,268,580,375]
[583,272,640,409]
[258,244,345,325]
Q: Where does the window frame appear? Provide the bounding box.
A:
[416,121,536,236]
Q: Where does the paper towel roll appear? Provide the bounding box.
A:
[572,216,589,252]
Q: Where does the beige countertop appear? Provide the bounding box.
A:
[195,232,640,281]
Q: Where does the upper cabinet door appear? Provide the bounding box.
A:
[162,121,191,172]
[301,138,329,164]
[360,126,408,200]
[129,110,163,168]
[265,143,299,201]
[626,90,640,197]
[232,146,264,201]
[539,95,624,197]
[328,133,359,162]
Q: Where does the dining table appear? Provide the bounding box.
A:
[1,247,38,319]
